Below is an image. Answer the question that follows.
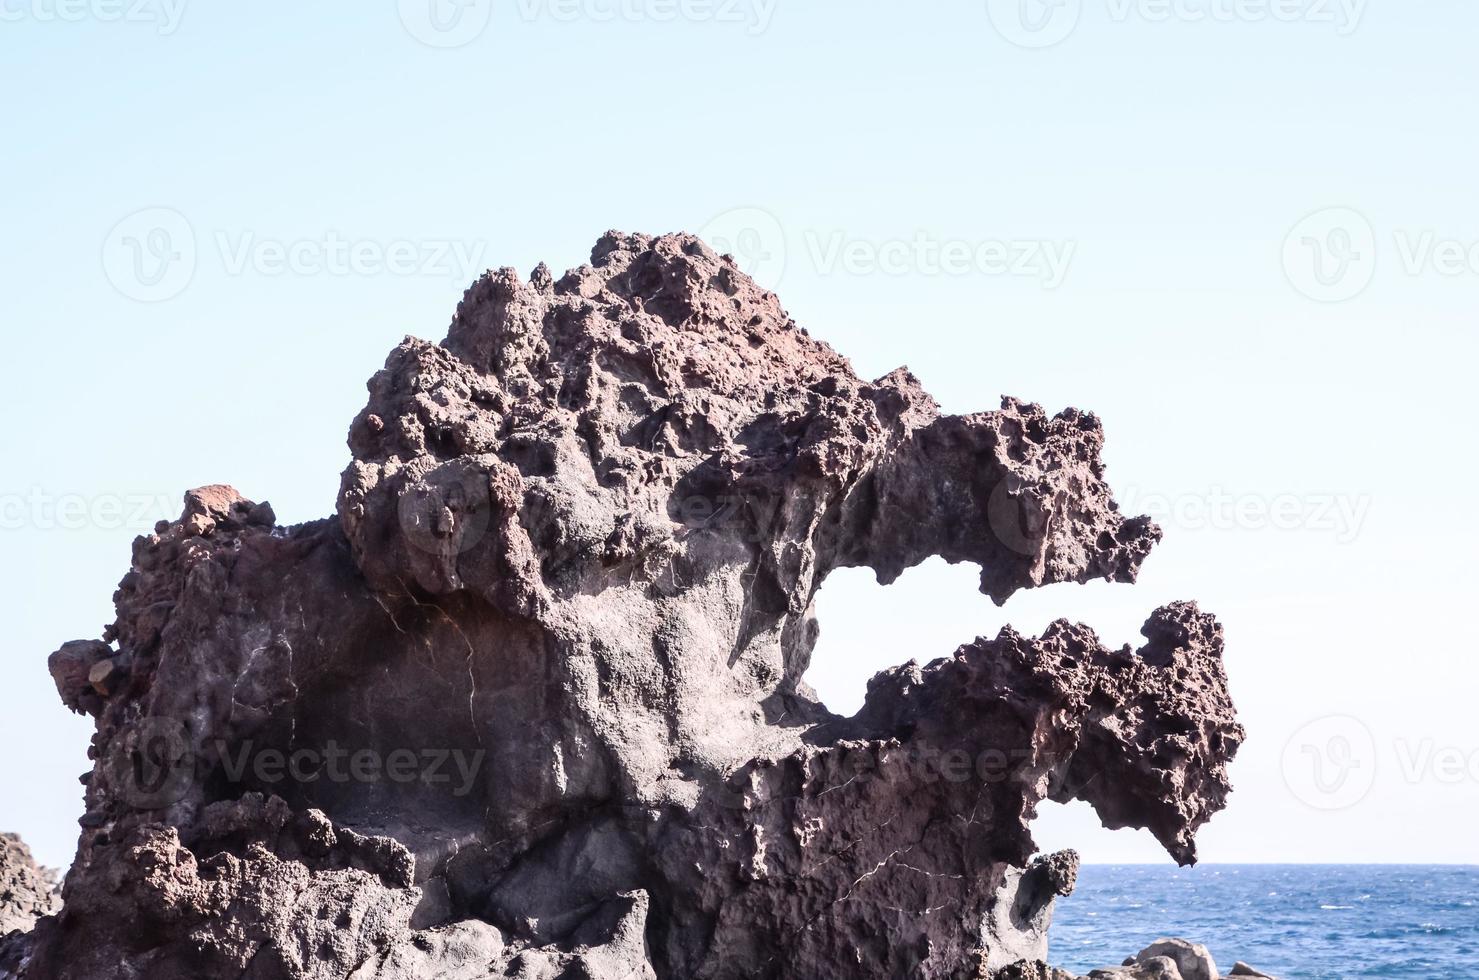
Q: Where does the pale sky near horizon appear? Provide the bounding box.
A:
[3,2,1478,870]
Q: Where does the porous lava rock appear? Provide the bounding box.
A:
[30,232,1243,979]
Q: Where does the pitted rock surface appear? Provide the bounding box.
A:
[32,232,1242,979]
[0,835,59,937]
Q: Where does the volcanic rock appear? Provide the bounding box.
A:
[0,833,60,980]
[0,835,59,937]
[1087,958,1185,980]
[1134,938,1218,980]
[29,232,1243,978]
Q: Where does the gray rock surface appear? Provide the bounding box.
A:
[0,834,58,938]
[984,850,1080,972]
[30,232,1243,978]
[1135,938,1219,980]
[1045,938,1280,980]
[1087,957,1184,980]
[0,834,59,980]
[994,961,1080,980]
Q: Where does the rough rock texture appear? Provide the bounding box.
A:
[0,835,59,980]
[1085,958,1184,980]
[31,232,1243,979]
[983,850,1079,973]
[1133,939,1217,980]
[0,835,59,939]
[1027,938,1276,980]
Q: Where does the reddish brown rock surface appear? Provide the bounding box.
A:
[27,232,1242,979]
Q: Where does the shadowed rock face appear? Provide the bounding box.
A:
[32,232,1242,979]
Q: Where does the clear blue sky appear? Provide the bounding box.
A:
[3,2,1477,869]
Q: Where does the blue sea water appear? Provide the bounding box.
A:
[1050,866,1479,979]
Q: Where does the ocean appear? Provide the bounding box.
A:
[1050,866,1479,979]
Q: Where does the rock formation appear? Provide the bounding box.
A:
[1076,940,1278,980]
[0,834,60,979]
[26,232,1243,978]
[1131,939,1217,980]
[0,835,59,938]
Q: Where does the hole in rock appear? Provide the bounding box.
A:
[805,557,1159,718]
[1030,798,1173,865]
[806,561,1197,866]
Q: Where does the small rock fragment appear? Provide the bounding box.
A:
[46,639,110,713]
